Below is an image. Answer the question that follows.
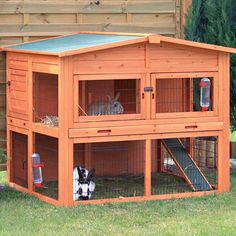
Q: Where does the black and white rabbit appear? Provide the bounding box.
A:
[88,93,124,116]
[73,166,95,201]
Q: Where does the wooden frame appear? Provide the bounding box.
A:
[73,73,146,123]
[151,72,219,119]
[2,32,231,206]
[71,131,219,205]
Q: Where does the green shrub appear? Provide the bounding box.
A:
[185,0,236,131]
[0,148,7,163]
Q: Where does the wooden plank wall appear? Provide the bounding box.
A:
[0,0,192,154]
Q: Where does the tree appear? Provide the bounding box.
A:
[185,0,236,130]
[185,0,207,42]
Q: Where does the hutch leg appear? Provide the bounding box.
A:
[27,132,33,192]
[144,139,151,196]
[6,129,11,184]
[66,139,74,206]
[218,132,230,192]
[55,138,73,206]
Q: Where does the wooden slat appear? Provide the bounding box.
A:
[0,1,176,14]
[151,58,218,72]
[0,23,175,37]
[32,62,59,74]
[7,117,29,129]
[69,122,223,138]
[74,60,145,74]
[175,0,180,38]
[29,13,77,24]
[0,14,23,24]
[31,123,59,138]
[8,59,28,70]
[74,43,145,61]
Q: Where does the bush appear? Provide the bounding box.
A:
[185,0,236,131]
[0,149,7,163]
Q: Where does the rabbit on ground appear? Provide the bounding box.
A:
[88,92,124,116]
[73,166,96,201]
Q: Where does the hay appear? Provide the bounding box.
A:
[40,116,58,127]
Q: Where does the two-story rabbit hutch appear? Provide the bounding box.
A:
[2,32,235,206]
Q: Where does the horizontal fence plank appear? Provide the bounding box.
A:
[0,23,175,37]
[0,1,175,14]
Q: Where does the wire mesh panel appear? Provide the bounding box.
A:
[33,73,58,127]
[193,137,217,187]
[11,132,28,188]
[151,137,217,195]
[34,134,58,200]
[155,77,213,113]
[77,78,141,117]
[73,141,145,201]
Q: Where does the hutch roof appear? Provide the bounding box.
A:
[2,32,236,57]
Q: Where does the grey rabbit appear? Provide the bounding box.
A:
[88,93,124,116]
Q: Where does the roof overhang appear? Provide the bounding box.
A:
[1,31,236,57]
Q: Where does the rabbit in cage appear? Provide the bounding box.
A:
[73,166,95,201]
[88,93,124,116]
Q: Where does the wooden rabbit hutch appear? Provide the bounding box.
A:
[1,32,235,206]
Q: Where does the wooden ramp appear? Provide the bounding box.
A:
[162,138,212,191]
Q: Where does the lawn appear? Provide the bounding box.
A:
[0,171,236,236]
[231,131,236,142]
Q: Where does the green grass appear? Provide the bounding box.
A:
[231,131,236,142]
[0,171,236,236]
[37,173,192,200]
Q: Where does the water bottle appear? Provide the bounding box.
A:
[32,153,44,187]
[200,78,211,111]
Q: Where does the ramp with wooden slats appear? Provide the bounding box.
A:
[162,138,212,191]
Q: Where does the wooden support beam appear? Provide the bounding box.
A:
[180,0,192,38]
[58,56,74,206]
[27,56,33,192]
[175,0,181,38]
[217,52,230,192]
[144,139,151,196]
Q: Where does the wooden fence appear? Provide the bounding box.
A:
[0,0,192,157]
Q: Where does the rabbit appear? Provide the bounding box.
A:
[73,165,96,201]
[88,93,124,116]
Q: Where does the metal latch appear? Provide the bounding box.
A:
[144,86,153,92]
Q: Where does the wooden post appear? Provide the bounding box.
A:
[144,139,151,196]
[59,56,75,206]
[58,57,70,206]
[6,55,11,184]
[27,57,33,192]
[6,129,11,183]
[175,0,181,38]
[157,140,163,172]
[180,0,192,38]
[218,52,230,192]
[84,143,92,170]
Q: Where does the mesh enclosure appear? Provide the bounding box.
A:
[78,79,141,116]
[152,137,217,195]
[74,141,145,200]
[34,134,58,200]
[155,77,213,113]
[33,73,58,126]
[73,137,217,201]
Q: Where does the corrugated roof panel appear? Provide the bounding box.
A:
[7,33,144,53]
